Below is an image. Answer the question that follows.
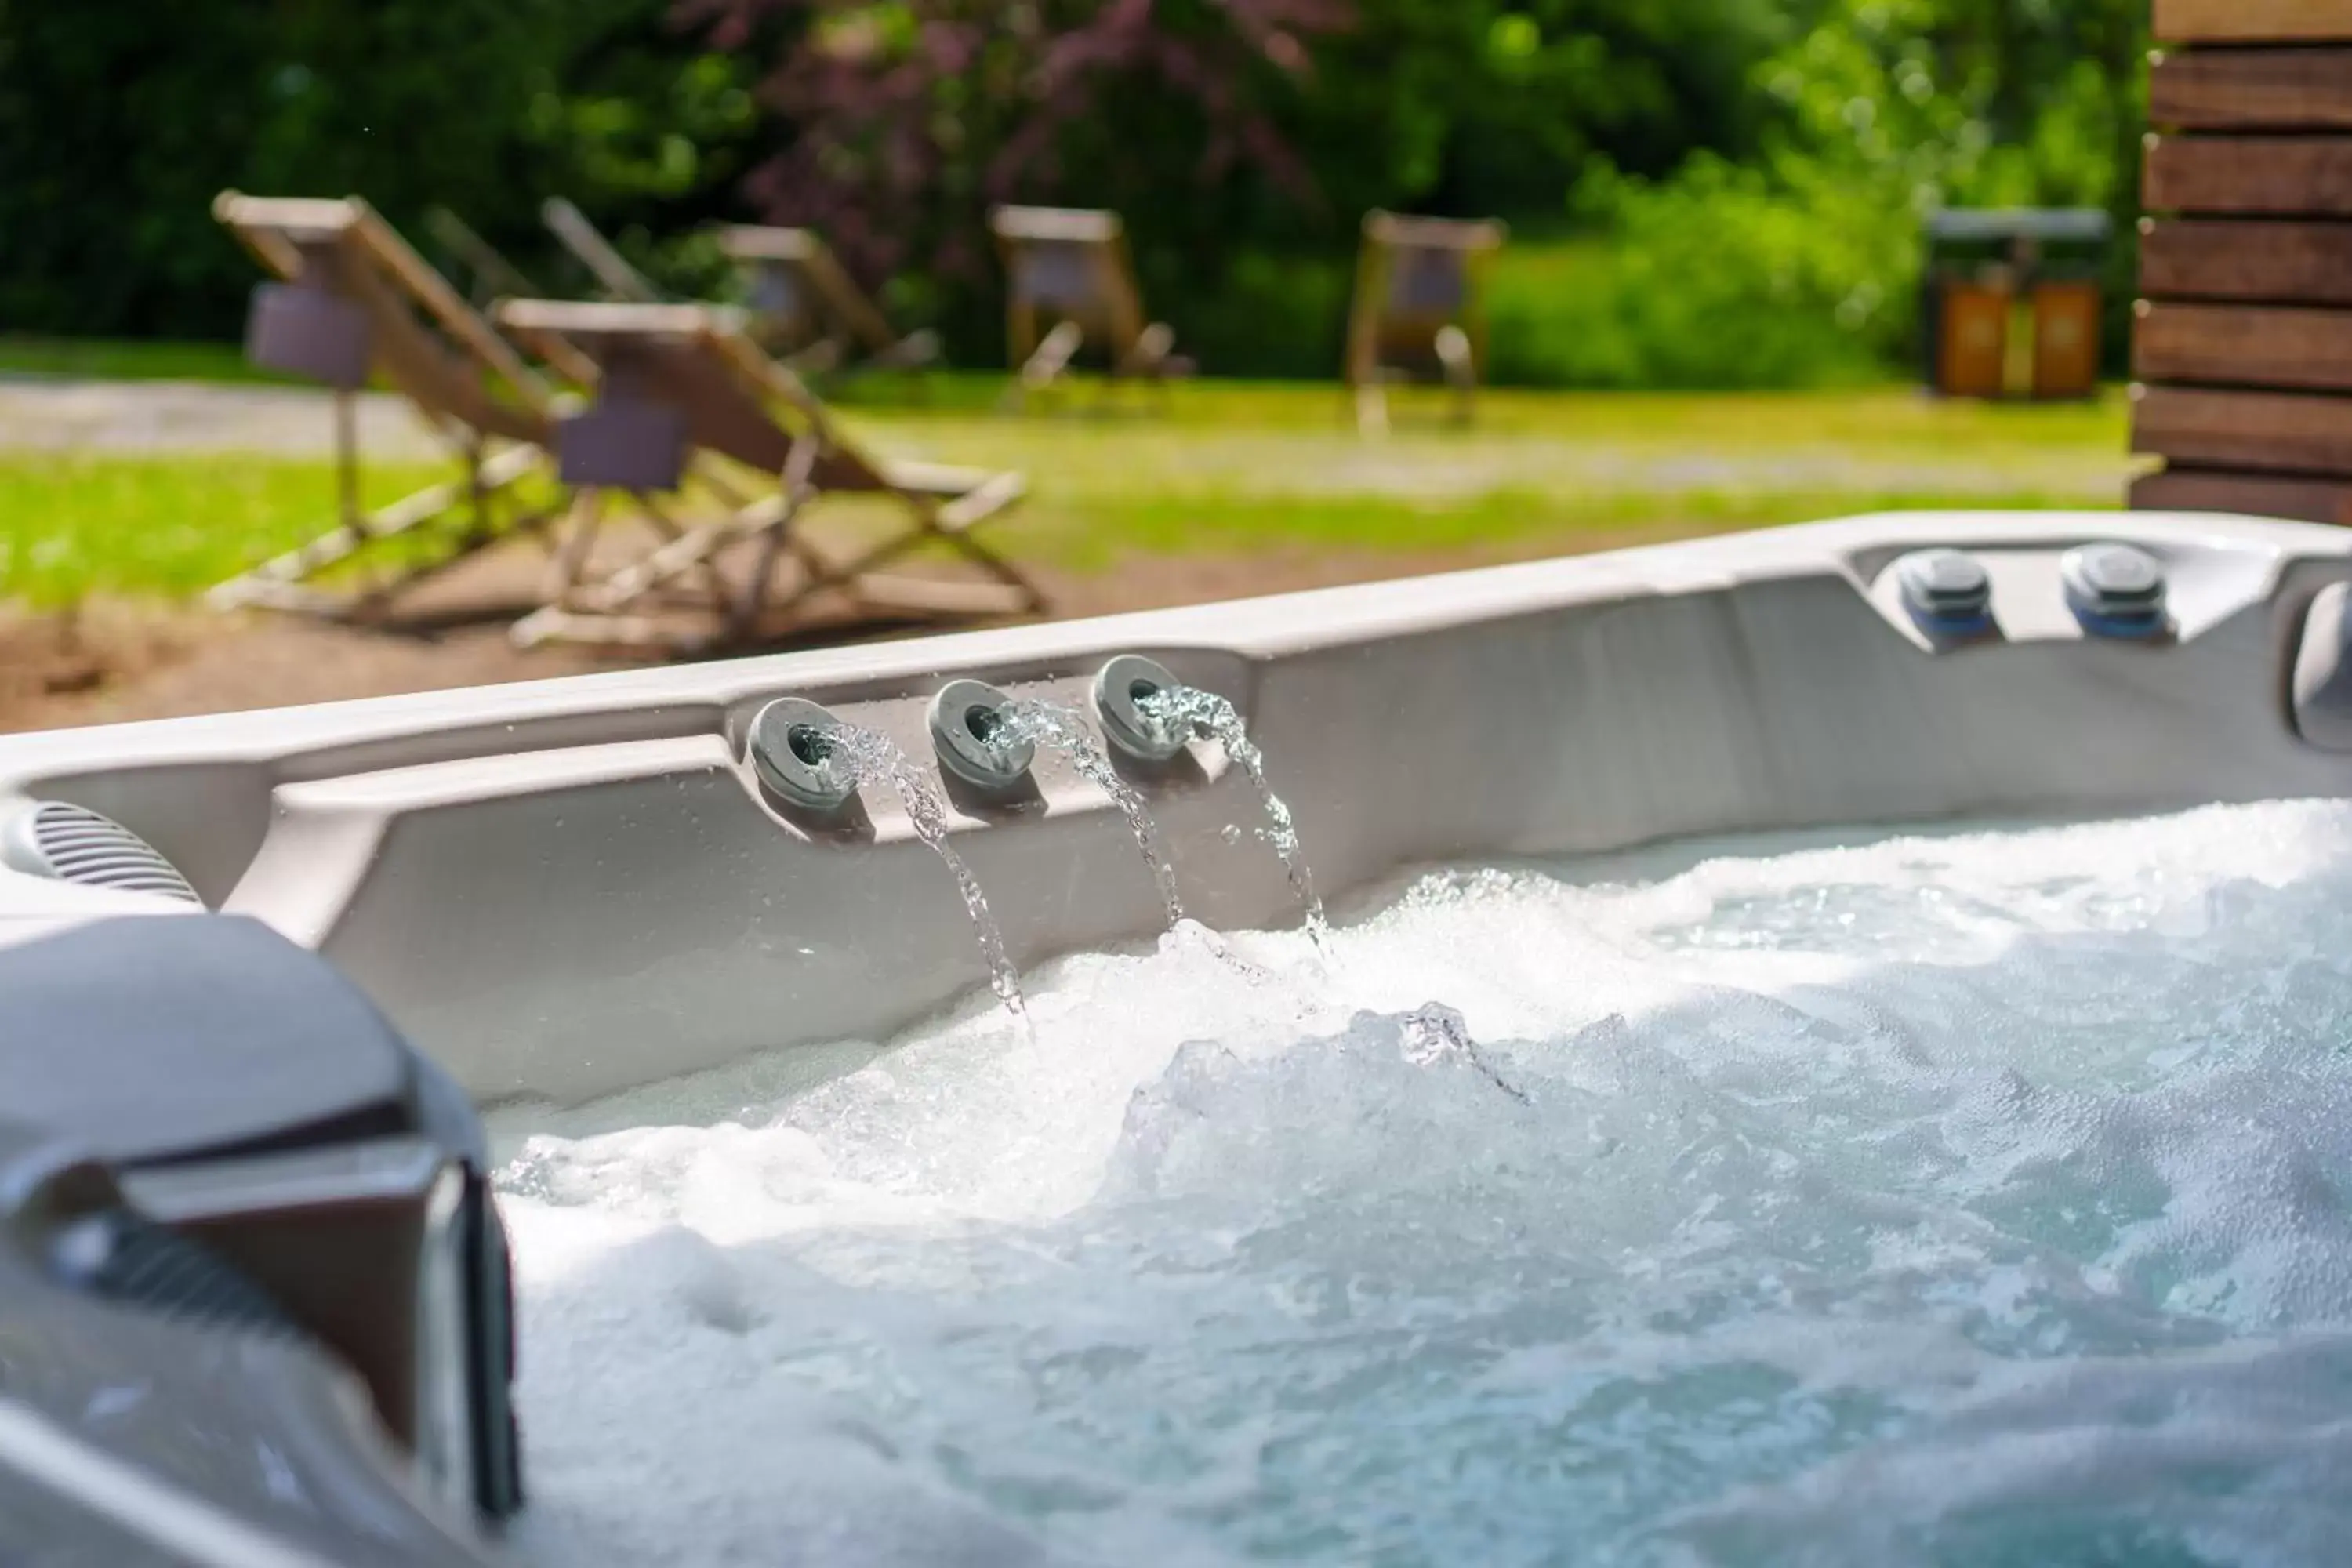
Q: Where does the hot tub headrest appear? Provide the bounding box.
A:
[0,913,481,1171]
[0,913,523,1526]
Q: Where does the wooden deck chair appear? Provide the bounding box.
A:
[491,299,1041,652]
[717,225,940,377]
[989,205,1189,405]
[424,208,542,312]
[542,198,662,304]
[209,192,604,616]
[1346,211,1506,435]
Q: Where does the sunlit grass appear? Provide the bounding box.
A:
[869,387,2130,461]
[994,485,2111,573]
[0,456,449,606]
[838,377,2132,568]
[0,377,2135,609]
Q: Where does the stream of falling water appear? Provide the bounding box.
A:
[993,699,1186,929]
[818,724,1026,1018]
[1142,685,1328,945]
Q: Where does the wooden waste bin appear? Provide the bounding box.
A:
[2032,281,2103,399]
[1923,209,2110,400]
[1936,281,2013,399]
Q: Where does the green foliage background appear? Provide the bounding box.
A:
[0,0,759,336]
[0,0,2147,386]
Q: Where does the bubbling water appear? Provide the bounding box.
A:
[498,800,2352,1566]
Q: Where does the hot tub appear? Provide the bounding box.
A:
[4,512,2351,1564]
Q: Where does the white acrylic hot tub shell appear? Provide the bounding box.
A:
[4,512,2349,1105]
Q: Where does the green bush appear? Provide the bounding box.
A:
[1504,0,2148,389]
[0,0,752,338]
[1485,232,1886,391]
[1175,252,1355,383]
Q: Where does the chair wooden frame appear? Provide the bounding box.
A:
[989,205,1188,405]
[717,225,941,378]
[423,207,543,312]
[209,192,611,617]
[492,300,1041,652]
[542,198,662,304]
[1345,211,1506,435]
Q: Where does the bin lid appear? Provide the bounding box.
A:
[1926,209,2111,245]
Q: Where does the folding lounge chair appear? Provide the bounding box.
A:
[209,192,601,616]
[1346,211,1507,435]
[542,198,662,304]
[425,207,543,312]
[717,225,940,377]
[989,205,1189,405]
[491,299,1041,652]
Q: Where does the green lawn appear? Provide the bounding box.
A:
[834,378,2134,571]
[0,456,452,607]
[0,374,2136,609]
[0,335,289,385]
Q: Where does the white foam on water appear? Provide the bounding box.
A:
[495,800,2352,1566]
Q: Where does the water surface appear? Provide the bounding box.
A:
[499,800,2352,1566]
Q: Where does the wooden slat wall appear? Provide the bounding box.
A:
[2139,220,2352,303]
[2132,4,2352,525]
[2143,138,2352,215]
[2156,0,2352,43]
[2136,303,2352,389]
[2134,386,2352,470]
[2131,469,2352,524]
[2148,49,2352,129]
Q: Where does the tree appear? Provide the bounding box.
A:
[673,0,1352,289]
[674,0,1797,366]
[0,0,746,336]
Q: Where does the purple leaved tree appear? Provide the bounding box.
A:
[673,0,1353,287]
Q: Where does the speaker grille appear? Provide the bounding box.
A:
[52,1212,295,1338]
[8,802,201,905]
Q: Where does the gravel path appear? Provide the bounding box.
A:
[0,378,2129,503]
[0,378,444,456]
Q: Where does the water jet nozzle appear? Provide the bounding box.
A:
[2060,543,2168,637]
[748,697,858,815]
[1892,548,1994,637]
[929,680,1034,790]
[1093,655,1191,764]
